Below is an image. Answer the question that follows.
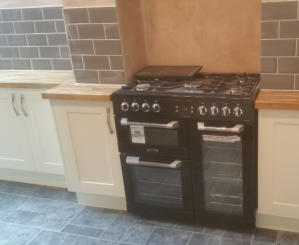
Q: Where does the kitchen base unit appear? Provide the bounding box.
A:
[0,88,65,187]
[50,99,126,210]
[257,109,299,233]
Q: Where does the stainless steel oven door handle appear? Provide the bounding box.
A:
[120,118,179,129]
[126,156,183,169]
[197,122,244,133]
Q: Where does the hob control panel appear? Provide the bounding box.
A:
[115,96,255,121]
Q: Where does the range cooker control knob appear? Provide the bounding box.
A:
[131,102,140,112]
[141,103,150,112]
[222,106,231,117]
[152,103,161,113]
[121,102,129,112]
[210,105,219,116]
[234,106,243,118]
[198,105,208,116]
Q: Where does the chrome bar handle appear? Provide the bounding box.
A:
[121,118,179,129]
[11,93,20,116]
[197,122,244,133]
[106,107,113,134]
[20,94,28,117]
[126,156,182,169]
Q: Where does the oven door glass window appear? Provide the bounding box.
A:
[127,157,184,209]
[202,134,243,216]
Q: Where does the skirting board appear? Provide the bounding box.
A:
[256,213,299,233]
[77,192,127,211]
[0,169,66,188]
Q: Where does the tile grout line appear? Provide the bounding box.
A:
[24,229,43,245]
[58,206,85,232]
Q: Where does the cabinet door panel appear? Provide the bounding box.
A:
[52,100,125,197]
[259,110,299,219]
[23,91,64,175]
[0,92,34,171]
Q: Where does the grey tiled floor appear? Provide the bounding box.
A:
[0,180,299,245]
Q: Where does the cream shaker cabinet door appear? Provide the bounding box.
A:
[21,90,64,175]
[52,100,125,197]
[0,90,35,171]
[259,110,299,219]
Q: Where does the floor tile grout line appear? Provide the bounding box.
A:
[24,229,43,245]
[58,205,86,232]
[185,232,194,245]
[144,226,156,245]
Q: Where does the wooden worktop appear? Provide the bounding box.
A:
[255,90,299,111]
[0,71,74,89]
[42,83,122,101]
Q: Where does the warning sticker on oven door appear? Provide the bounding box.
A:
[202,135,241,143]
[130,125,146,144]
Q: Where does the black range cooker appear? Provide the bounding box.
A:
[112,66,260,229]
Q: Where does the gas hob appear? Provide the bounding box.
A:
[112,70,260,122]
[122,73,260,98]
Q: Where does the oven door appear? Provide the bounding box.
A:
[120,153,194,222]
[115,117,188,157]
[191,122,256,227]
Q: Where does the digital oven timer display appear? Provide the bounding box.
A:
[175,102,194,115]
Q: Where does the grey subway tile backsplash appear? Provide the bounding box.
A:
[77,24,105,39]
[39,47,60,58]
[12,59,31,70]
[19,47,39,58]
[261,57,277,73]
[1,9,22,21]
[69,40,94,55]
[104,24,120,39]
[6,35,27,46]
[43,7,63,20]
[261,21,278,39]
[14,22,35,34]
[88,7,117,23]
[278,58,299,73]
[63,8,89,24]
[73,70,99,83]
[31,59,52,70]
[47,33,68,46]
[261,1,299,90]
[52,59,72,70]
[71,56,83,69]
[261,74,294,90]
[109,56,123,70]
[262,1,298,20]
[0,36,7,46]
[295,76,299,89]
[67,25,78,39]
[60,47,70,58]
[82,56,110,70]
[0,6,71,70]
[21,8,43,20]
[0,47,19,58]
[35,21,56,33]
[64,6,125,84]
[99,71,125,84]
[55,20,66,32]
[280,20,299,38]
[27,34,47,46]
[0,60,12,69]
[261,40,296,56]
[0,23,14,34]
[94,40,122,55]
